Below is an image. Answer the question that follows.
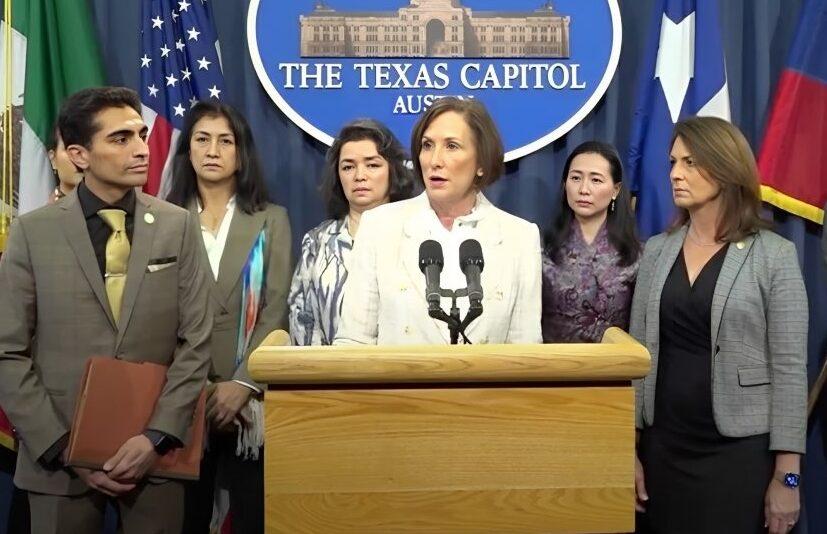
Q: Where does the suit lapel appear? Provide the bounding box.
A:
[401,212,429,306]
[187,200,213,278]
[646,227,686,350]
[216,207,266,307]
[711,235,755,348]
[116,193,158,346]
[187,200,225,312]
[60,192,117,329]
[464,199,503,339]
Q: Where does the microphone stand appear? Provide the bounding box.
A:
[428,287,478,345]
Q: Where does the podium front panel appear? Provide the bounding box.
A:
[263,385,635,533]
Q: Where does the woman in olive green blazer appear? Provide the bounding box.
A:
[167,101,291,534]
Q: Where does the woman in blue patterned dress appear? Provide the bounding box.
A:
[542,141,641,342]
[288,119,415,345]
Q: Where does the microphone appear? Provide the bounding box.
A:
[418,240,444,313]
[459,239,484,310]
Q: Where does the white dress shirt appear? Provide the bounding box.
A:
[198,195,236,280]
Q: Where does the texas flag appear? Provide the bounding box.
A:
[758,0,827,224]
[628,0,731,238]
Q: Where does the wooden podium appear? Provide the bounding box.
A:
[248,327,650,534]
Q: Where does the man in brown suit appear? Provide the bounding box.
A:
[0,87,212,532]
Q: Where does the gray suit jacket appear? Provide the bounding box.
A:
[630,226,808,453]
[0,190,213,495]
[190,202,291,389]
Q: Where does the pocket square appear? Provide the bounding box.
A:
[146,261,177,273]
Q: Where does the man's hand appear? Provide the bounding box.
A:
[103,434,158,482]
[207,381,253,429]
[73,467,136,497]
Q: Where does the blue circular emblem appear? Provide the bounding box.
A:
[248,0,621,160]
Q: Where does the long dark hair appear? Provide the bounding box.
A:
[321,118,415,219]
[544,141,640,266]
[167,101,269,214]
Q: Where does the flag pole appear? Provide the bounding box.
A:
[1,0,12,253]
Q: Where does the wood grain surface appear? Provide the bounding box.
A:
[264,386,635,533]
[249,327,650,385]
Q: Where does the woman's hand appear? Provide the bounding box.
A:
[635,453,649,512]
[207,381,253,429]
[764,476,800,534]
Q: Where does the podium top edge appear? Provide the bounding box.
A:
[248,328,652,385]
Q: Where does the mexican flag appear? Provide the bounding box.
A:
[0,0,105,450]
[4,0,105,215]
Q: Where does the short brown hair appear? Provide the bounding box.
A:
[670,116,769,242]
[58,87,142,149]
[410,97,504,189]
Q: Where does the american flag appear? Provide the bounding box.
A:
[140,0,226,197]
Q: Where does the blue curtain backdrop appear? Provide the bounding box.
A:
[68,0,827,530]
[3,0,825,532]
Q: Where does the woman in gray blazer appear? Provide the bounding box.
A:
[631,117,807,534]
[167,101,292,534]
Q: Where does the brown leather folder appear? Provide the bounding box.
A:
[65,357,206,480]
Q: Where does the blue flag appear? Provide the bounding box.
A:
[627,0,730,238]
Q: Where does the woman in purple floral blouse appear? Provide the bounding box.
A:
[542,141,641,342]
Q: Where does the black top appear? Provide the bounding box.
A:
[654,244,729,441]
[77,180,136,278]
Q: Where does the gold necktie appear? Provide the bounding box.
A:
[98,209,130,325]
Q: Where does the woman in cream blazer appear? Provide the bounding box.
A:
[335,97,541,345]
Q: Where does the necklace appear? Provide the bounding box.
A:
[201,207,227,234]
[687,226,721,247]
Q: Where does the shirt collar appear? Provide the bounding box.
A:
[77,180,137,220]
[332,217,353,245]
[423,191,490,226]
[196,194,236,214]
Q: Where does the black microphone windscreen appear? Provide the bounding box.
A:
[459,239,484,271]
[418,239,444,273]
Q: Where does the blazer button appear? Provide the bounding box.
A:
[404,326,411,335]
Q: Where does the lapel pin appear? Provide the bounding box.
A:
[736,241,745,250]
[144,213,155,224]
